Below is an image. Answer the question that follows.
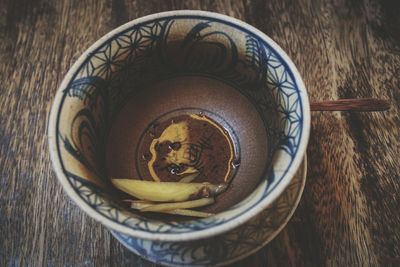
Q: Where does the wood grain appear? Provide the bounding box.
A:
[0,0,399,266]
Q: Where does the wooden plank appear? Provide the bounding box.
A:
[0,0,113,266]
[0,0,399,266]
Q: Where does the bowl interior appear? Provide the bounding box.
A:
[107,75,271,213]
[52,12,306,240]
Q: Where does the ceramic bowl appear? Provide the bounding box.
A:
[112,156,307,266]
[48,10,310,242]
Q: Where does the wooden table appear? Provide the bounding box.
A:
[1,0,399,266]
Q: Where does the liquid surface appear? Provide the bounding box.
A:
[106,76,269,213]
[137,114,239,185]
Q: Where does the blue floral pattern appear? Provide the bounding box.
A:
[54,14,306,236]
[111,160,305,266]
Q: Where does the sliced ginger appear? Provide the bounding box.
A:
[148,208,213,218]
[112,179,226,202]
[125,199,214,218]
[113,179,223,217]
[129,197,214,212]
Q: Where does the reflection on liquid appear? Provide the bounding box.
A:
[139,114,238,185]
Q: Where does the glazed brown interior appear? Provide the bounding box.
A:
[98,28,282,213]
[107,76,269,212]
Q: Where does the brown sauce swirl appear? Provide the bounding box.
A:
[137,114,237,185]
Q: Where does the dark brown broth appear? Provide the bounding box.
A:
[137,114,237,185]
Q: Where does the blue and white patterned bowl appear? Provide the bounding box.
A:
[48,10,310,243]
[112,156,307,266]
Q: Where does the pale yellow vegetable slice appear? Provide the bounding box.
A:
[139,197,214,212]
[112,179,226,202]
[130,201,154,210]
[145,208,214,218]
[127,199,214,217]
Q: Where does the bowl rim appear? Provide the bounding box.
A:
[48,10,310,242]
